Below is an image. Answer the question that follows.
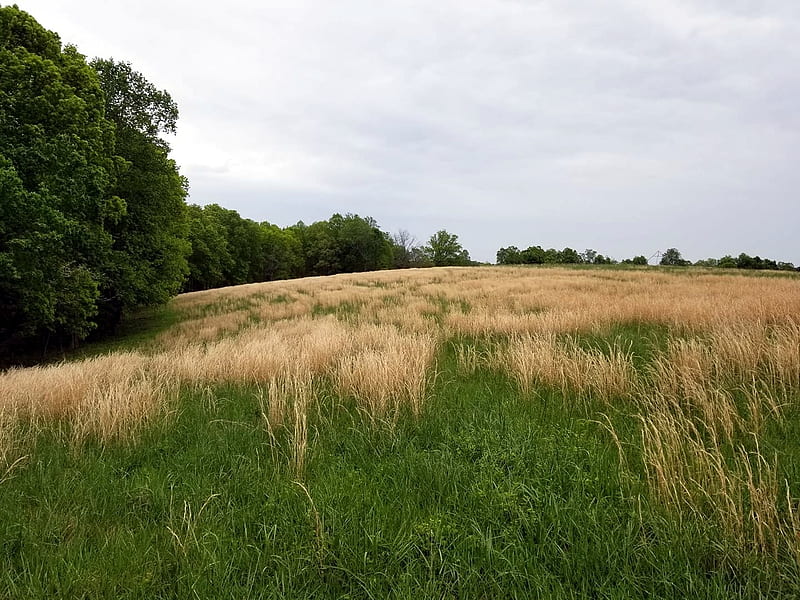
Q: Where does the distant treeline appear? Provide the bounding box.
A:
[0,6,472,361]
[184,207,472,293]
[497,246,798,271]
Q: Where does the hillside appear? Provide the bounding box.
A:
[1,266,800,598]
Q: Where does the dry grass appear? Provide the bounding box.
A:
[1,265,799,560]
[0,353,174,443]
[335,328,437,423]
[491,333,636,404]
[631,320,800,560]
[257,369,314,476]
[3,266,799,443]
[636,393,799,558]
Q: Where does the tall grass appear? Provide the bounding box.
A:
[0,353,174,443]
[1,264,800,589]
[635,391,799,560]
[334,329,437,423]
[491,333,636,403]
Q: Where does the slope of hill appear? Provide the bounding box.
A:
[1,266,799,598]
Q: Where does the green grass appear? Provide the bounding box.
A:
[2,329,799,599]
[70,305,183,359]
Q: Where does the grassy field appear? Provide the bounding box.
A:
[1,265,800,598]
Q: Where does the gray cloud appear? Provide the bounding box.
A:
[18,0,800,263]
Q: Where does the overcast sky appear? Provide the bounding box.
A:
[14,0,800,263]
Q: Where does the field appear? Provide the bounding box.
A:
[1,265,800,598]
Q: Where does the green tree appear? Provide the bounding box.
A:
[92,58,189,320]
[259,222,303,281]
[558,247,581,264]
[184,204,230,291]
[522,246,546,264]
[542,248,561,264]
[694,258,719,267]
[329,213,393,273]
[200,205,264,285]
[660,248,689,266]
[296,219,340,276]
[496,246,523,265]
[0,6,121,351]
[594,254,615,265]
[423,230,471,266]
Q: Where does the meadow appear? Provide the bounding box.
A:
[1,265,799,598]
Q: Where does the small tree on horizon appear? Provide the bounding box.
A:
[424,230,471,266]
[660,248,689,266]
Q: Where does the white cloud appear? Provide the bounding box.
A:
[15,0,800,263]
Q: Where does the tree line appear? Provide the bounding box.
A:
[497,245,798,271]
[184,208,472,293]
[497,246,621,265]
[1,6,190,357]
[0,4,473,361]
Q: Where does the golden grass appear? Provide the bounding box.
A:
[631,319,800,559]
[257,369,314,476]
[491,334,635,404]
[1,265,799,559]
[334,328,436,422]
[0,353,174,443]
[3,266,799,444]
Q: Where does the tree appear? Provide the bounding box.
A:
[594,254,615,265]
[558,247,581,264]
[91,59,178,139]
[92,58,189,322]
[184,204,230,291]
[631,255,648,266]
[694,258,719,267]
[542,248,561,264]
[260,222,303,281]
[296,220,340,276]
[0,6,122,351]
[392,229,419,268]
[660,248,689,266]
[0,8,198,359]
[199,204,264,285]
[521,246,546,264]
[329,213,393,273]
[496,246,523,265]
[423,230,471,266]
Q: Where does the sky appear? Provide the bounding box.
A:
[13,0,800,264]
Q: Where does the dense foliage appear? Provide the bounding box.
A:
[91,58,190,316]
[1,7,122,351]
[0,6,188,357]
[496,246,613,266]
[183,209,472,292]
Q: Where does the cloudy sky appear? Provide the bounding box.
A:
[15,0,800,263]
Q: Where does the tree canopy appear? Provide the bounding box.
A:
[0,6,188,357]
[1,6,120,350]
[423,230,471,266]
[660,248,690,266]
